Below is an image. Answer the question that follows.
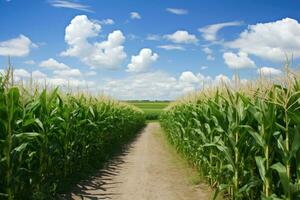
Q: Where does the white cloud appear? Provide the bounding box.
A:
[24,60,36,65]
[179,77,202,94]
[179,71,199,83]
[53,68,82,78]
[223,51,256,69]
[207,55,215,61]
[130,12,141,19]
[2,68,45,82]
[226,18,300,61]
[99,70,237,100]
[39,58,70,70]
[166,8,188,15]
[257,67,282,76]
[32,70,47,79]
[49,0,93,13]
[201,66,208,70]
[7,67,246,100]
[39,58,84,78]
[158,45,185,51]
[88,30,126,69]
[202,47,213,54]
[45,78,95,88]
[61,15,127,69]
[127,34,139,40]
[0,35,35,57]
[231,74,249,85]
[14,69,30,79]
[10,68,94,89]
[202,47,215,60]
[61,15,101,57]
[100,71,191,100]
[98,18,114,25]
[199,21,242,42]
[164,30,198,44]
[215,74,231,84]
[127,48,159,72]
[101,71,178,100]
[146,34,161,41]
[85,71,97,76]
[178,71,215,93]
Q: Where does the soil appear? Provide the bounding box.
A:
[68,122,211,200]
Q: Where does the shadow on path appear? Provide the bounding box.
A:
[61,123,211,200]
[61,127,145,200]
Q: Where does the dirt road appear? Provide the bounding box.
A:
[69,122,211,200]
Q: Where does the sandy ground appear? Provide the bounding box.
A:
[68,122,211,200]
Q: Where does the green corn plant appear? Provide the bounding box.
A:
[160,71,300,199]
[0,68,146,199]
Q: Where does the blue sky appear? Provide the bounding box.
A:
[1,0,300,100]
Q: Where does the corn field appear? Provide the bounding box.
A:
[160,75,300,199]
[0,72,145,199]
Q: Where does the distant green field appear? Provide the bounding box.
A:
[126,101,170,120]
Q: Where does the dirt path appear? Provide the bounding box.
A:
[68,122,211,200]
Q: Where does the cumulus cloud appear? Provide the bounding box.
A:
[99,70,238,100]
[15,69,47,80]
[98,18,114,25]
[61,15,126,69]
[206,55,215,61]
[166,8,188,15]
[24,60,36,65]
[202,47,215,60]
[199,21,242,42]
[164,30,198,44]
[101,71,178,100]
[223,51,256,69]
[39,58,70,70]
[0,35,35,57]
[101,71,201,100]
[158,45,185,51]
[61,15,101,56]
[257,67,282,76]
[146,34,161,41]
[3,69,46,82]
[179,71,200,83]
[178,72,208,93]
[226,18,300,61]
[130,12,141,19]
[32,70,47,79]
[0,68,30,81]
[53,68,82,78]
[14,69,30,79]
[127,48,159,72]
[87,30,126,68]
[202,47,213,54]
[46,78,95,88]
[85,71,97,76]
[49,0,93,13]
[9,68,94,89]
[39,58,84,79]
[215,74,231,84]
[4,67,246,100]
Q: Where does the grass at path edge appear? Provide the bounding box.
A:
[152,123,206,186]
[152,122,223,199]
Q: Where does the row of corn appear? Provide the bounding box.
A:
[0,73,145,199]
[160,76,300,199]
